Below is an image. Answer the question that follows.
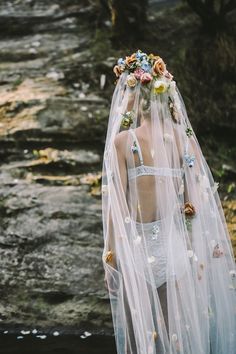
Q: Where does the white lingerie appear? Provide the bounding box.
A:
[128,129,184,288]
[135,219,168,288]
[128,165,184,180]
[128,128,184,181]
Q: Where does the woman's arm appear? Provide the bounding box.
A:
[114,131,128,196]
[104,131,128,285]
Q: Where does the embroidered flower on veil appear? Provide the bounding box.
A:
[183,202,196,217]
[104,250,114,263]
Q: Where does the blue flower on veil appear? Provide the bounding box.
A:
[136,50,147,61]
[184,153,195,168]
[141,60,152,72]
[117,58,125,66]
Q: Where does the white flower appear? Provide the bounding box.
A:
[125,216,131,223]
[153,80,168,94]
[172,333,178,342]
[126,74,137,87]
[193,254,198,261]
[187,250,194,258]
[101,184,108,194]
[147,256,156,263]
[178,183,184,195]
[133,236,141,245]
[229,270,236,277]
[211,182,219,194]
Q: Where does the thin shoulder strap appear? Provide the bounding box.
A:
[130,129,144,165]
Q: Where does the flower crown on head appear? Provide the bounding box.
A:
[113,49,175,94]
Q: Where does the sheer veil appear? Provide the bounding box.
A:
[101,50,236,354]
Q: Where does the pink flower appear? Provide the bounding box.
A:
[134,68,145,80]
[140,72,153,84]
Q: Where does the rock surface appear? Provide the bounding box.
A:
[0,0,112,332]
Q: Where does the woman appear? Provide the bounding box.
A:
[101,50,236,354]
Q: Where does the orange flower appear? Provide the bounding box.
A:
[125,53,137,66]
[153,57,166,76]
[113,65,122,77]
[104,250,113,263]
[183,202,196,217]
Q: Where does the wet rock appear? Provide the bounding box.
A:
[0,0,110,332]
[0,78,108,146]
[0,175,109,328]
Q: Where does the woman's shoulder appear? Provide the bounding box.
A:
[114,130,130,157]
[114,130,129,147]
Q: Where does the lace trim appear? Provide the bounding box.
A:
[128,165,184,180]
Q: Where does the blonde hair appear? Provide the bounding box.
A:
[140,85,151,118]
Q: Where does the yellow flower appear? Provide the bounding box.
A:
[153,80,167,94]
[149,53,160,61]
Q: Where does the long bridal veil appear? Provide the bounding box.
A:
[101,51,236,354]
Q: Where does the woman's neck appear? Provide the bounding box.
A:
[141,115,152,129]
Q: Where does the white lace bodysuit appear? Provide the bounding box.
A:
[128,129,184,288]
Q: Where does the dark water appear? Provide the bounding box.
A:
[0,330,116,354]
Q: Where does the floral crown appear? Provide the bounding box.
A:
[113,49,174,94]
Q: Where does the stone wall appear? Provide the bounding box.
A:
[0,0,112,331]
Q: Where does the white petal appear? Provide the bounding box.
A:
[193,254,198,261]
[148,256,156,263]
[229,270,236,277]
[101,185,108,194]
[178,183,184,195]
[134,236,141,245]
[172,333,178,341]
[210,239,217,247]
[212,182,219,194]
[84,331,92,337]
[187,250,194,258]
